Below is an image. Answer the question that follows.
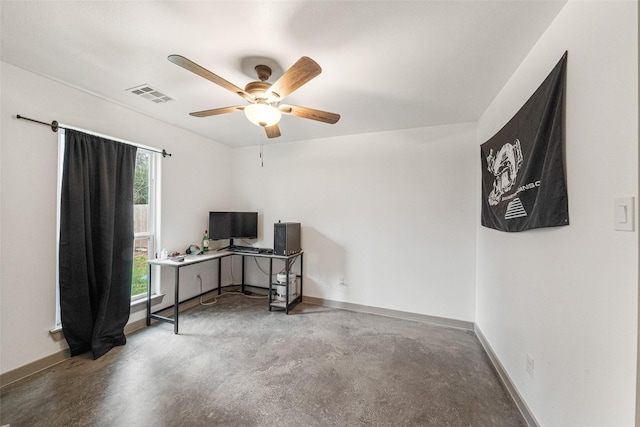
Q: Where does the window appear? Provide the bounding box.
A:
[55,130,160,329]
[132,149,158,301]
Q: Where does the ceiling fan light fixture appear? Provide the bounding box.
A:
[244,103,281,127]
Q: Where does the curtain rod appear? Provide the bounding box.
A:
[16,114,172,158]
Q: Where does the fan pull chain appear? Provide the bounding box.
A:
[260,132,264,167]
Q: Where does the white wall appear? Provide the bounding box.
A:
[476,2,638,426]
[230,123,478,322]
[0,62,233,375]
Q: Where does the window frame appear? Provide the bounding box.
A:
[131,148,159,302]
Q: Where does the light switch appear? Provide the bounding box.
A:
[616,205,628,223]
[614,197,634,231]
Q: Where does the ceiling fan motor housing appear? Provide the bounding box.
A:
[254,64,272,82]
[244,81,273,102]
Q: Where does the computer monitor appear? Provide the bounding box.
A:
[208,212,258,246]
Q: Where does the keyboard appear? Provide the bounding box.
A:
[232,246,260,254]
[232,246,273,255]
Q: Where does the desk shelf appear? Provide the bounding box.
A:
[267,252,304,314]
[269,293,302,311]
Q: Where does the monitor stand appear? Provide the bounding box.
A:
[217,238,236,251]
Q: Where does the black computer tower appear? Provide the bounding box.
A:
[274,222,301,256]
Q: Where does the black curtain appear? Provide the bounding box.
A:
[59,129,137,359]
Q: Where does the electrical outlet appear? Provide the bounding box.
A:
[526,354,534,378]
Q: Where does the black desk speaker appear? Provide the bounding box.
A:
[274,222,301,256]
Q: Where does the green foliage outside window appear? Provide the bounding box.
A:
[132,252,148,296]
[134,151,149,205]
[132,151,150,297]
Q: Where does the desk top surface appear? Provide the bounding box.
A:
[148,250,303,267]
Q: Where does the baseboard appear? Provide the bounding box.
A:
[303,296,474,331]
[0,348,70,387]
[474,325,539,427]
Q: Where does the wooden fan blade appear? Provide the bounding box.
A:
[265,124,281,138]
[190,106,245,118]
[267,57,321,100]
[279,104,340,124]
[168,54,253,101]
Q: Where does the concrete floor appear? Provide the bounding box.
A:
[1,294,526,426]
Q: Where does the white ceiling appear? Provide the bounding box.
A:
[1,1,566,147]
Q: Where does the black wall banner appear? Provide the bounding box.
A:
[480,52,568,232]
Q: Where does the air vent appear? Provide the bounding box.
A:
[126,84,174,103]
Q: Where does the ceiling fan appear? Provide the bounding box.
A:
[168,54,340,138]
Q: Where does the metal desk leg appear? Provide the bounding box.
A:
[300,253,304,302]
[174,268,180,334]
[217,258,222,295]
[269,258,273,311]
[241,255,246,293]
[146,263,152,326]
[285,259,290,314]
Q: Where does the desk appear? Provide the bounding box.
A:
[146,250,303,334]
